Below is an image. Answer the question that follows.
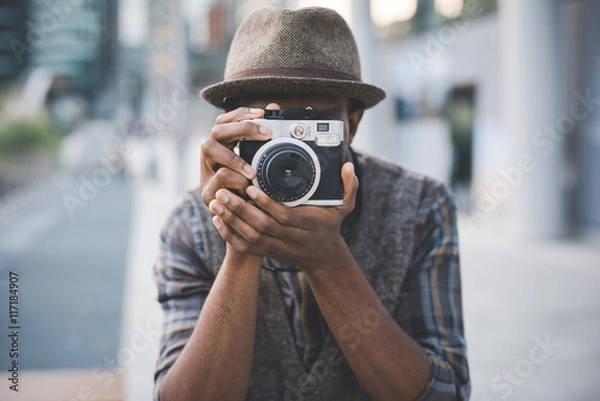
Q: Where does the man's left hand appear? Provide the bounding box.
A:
[208,162,359,271]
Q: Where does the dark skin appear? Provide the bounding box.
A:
[159,95,431,401]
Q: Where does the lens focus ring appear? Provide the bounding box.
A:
[251,138,321,207]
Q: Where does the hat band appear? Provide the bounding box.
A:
[226,68,360,82]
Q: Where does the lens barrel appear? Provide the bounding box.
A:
[252,138,321,206]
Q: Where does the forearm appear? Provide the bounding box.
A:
[304,241,430,401]
[159,250,262,401]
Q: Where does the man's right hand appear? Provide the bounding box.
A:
[200,107,272,207]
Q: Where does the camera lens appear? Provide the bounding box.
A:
[259,145,314,201]
[252,138,321,206]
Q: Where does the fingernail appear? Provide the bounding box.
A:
[216,191,229,204]
[247,186,258,199]
[212,216,222,228]
[244,164,256,177]
[259,125,271,136]
[250,108,263,114]
[211,202,223,215]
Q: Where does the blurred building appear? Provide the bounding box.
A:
[31,0,118,95]
[1,0,119,127]
[0,0,29,85]
[358,0,599,240]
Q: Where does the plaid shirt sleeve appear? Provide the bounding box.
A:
[152,195,214,401]
[400,178,471,401]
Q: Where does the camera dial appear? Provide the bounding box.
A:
[290,124,308,139]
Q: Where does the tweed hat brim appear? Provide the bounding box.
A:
[201,76,386,110]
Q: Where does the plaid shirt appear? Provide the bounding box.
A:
[154,172,470,400]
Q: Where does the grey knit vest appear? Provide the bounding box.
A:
[193,153,424,401]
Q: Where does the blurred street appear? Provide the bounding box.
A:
[0,172,132,369]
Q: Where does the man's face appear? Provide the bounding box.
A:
[230,94,364,146]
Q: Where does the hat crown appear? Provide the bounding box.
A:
[225,7,362,81]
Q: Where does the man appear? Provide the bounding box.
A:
[154,7,470,401]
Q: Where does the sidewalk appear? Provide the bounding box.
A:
[120,131,205,401]
[0,369,122,401]
[459,217,600,400]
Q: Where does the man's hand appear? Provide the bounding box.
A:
[208,162,359,271]
[200,107,272,206]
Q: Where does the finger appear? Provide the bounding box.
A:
[338,162,359,215]
[202,168,250,204]
[210,120,272,146]
[215,107,265,125]
[264,103,281,111]
[211,206,286,256]
[210,198,260,244]
[212,215,256,255]
[245,185,310,229]
[201,138,256,180]
[213,189,291,239]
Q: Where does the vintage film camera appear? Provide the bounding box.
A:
[239,108,344,207]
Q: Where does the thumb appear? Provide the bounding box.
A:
[339,162,359,215]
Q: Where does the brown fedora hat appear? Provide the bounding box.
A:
[200,7,386,109]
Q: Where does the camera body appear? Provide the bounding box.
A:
[239,115,345,207]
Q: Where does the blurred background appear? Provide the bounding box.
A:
[0,0,598,400]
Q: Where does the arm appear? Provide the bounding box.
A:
[307,181,470,401]
[397,181,470,400]
[152,198,263,401]
[159,250,263,401]
[305,244,431,400]
[209,171,469,400]
[156,107,275,400]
